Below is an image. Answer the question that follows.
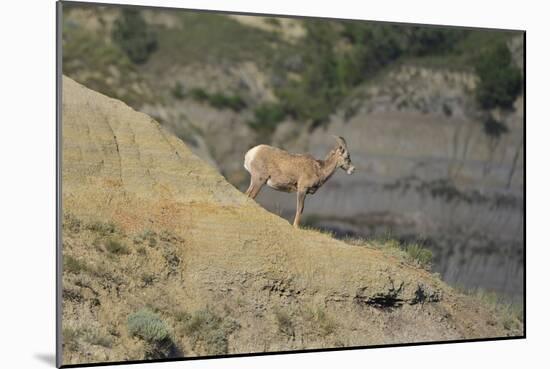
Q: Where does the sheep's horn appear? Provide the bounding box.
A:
[332,135,348,148]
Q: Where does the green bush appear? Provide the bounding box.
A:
[128,309,177,359]
[265,17,281,27]
[171,82,185,100]
[178,309,239,355]
[112,8,158,64]
[105,239,130,255]
[189,87,209,102]
[405,244,433,268]
[189,88,246,112]
[64,255,90,274]
[475,42,522,110]
[86,221,116,236]
[127,309,170,343]
[208,92,247,111]
[248,103,286,136]
[483,115,509,139]
[407,27,467,56]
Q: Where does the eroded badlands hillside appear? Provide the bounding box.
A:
[61,76,521,365]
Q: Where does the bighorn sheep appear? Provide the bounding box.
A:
[243,136,355,228]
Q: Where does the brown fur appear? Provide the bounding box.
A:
[244,137,355,227]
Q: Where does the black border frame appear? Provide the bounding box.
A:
[56,1,527,367]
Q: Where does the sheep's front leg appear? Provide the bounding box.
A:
[293,190,307,228]
[247,175,266,199]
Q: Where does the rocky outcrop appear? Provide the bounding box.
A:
[260,64,525,300]
[61,76,521,365]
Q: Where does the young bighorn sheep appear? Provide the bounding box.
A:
[243,136,355,228]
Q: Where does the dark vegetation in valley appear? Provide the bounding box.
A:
[112,8,158,64]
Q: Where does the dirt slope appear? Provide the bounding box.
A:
[61,76,521,365]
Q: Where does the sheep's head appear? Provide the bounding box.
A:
[333,136,355,175]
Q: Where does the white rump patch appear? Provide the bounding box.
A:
[244,145,261,172]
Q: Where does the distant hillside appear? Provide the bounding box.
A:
[61,76,521,365]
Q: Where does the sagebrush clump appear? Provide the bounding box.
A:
[177,309,239,355]
[127,309,170,342]
[127,309,176,359]
[105,238,130,255]
[64,255,90,274]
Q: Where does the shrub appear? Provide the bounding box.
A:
[171,82,185,100]
[189,87,209,102]
[112,8,158,64]
[127,309,170,343]
[248,103,286,136]
[475,42,522,110]
[179,309,239,355]
[159,229,181,243]
[134,230,157,247]
[141,273,156,286]
[63,213,82,233]
[64,255,90,274]
[274,308,294,336]
[83,327,113,348]
[63,324,113,352]
[405,244,433,268]
[315,309,337,336]
[128,309,177,359]
[86,221,116,236]
[208,93,247,111]
[483,115,509,139]
[303,307,337,337]
[189,88,246,112]
[105,239,130,255]
[407,27,467,56]
[62,327,80,351]
[265,17,281,27]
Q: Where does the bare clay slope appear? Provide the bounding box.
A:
[61,76,519,365]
